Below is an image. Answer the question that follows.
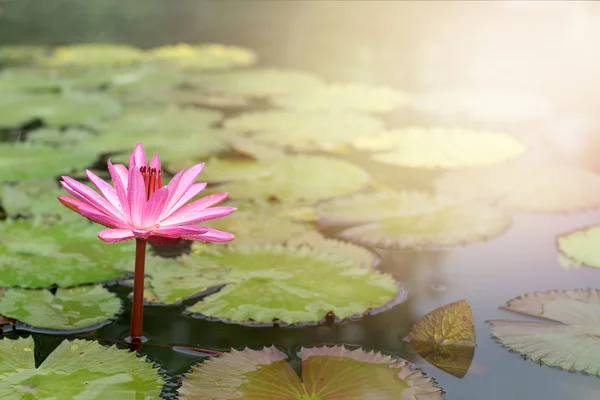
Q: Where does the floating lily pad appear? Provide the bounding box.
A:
[488,289,600,376]
[435,165,600,213]
[0,286,120,331]
[188,68,324,98]
[65,65,183,92]
[557,225,600,269]
[318,191,510,249]
[147,43,257,70]
[0,93,121,127]
[408,299,476,378]
[179,345,443,399]
[0,337,163,398]
[0,69,64,94]
[205,155,370,203]
[0,45,48,66]
[0,143,97,182]
[352,127,525,168]
[414,88,551,123]
[274,83,411,113]
[0,220,136,288]
[144,245,401,324]
[27,127,95,146]
[224,110,385,151]
[44,44,144,68]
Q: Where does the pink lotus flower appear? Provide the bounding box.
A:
[58,142,236,246]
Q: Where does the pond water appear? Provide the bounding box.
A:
[1,1,600,399]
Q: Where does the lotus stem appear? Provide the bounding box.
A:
[130,238,147,342]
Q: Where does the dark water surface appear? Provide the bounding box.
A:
[2,1,600,399]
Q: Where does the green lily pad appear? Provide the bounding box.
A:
[0,337,163,398]
[0,285,120,331]
[0,93,121,127]
[65,65,183,92]
[413,88,551,123]
[0,220,136,288]
[0,69,64,94]
[0,143,97,182]
[144,245,401,324]
[435,165,600,213]
[488,289,600,376]
[146,43,257,70]
[204,155,370,203]
[224,110,385,151]
[352,127,525,168]
[188,68,324,98]
[318,191,510,249]
[274,83,411,113]
[179,345,443,399]
[44,44,144,68]
[557,225,600,269]
[26,127,95,146]
[0,45,48,66]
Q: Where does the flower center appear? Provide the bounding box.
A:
[140,166,162,200]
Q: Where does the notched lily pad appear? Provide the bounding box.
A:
[179,345,443,399]
[0,285,121,331]
[26,127,95,146]
[558,225,600,269]
[0,337,163,399]
[435,165,600,213]
[408,300,476,378]
[488,289,600,376]
[274,83,411,113]
[352,127,525,168]
[0,69,64,94]
[224,110,385,152]
[188,68,324,98]
[144,245,402,325]
[147,43,257,70]
[0,220,136,288]
[44,43,144,67]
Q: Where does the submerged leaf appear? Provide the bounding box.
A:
[224,110,385,151]
[0,286,120,331]
[274,83,411,113]
[558,225,600,269]
[352,127,525,168]
[0,220,136,288]
[0,337,163,398]
[179,345,443,399]
[488,289,600,376]
[44,43,144,67]
[435,165,600,213]
[147,43,257,70]
[144,245,401,325]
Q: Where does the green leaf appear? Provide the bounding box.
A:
[0,220,136,288]
[206,155,370,204]
[144,245,401,325]
[188,68,324,98]
[146,43,257,70]
[488,289,600,376]
[64,65,183,92]
[274,83,411,113]
[44,44,144,68]
[26,127,95,147]
[435,164,600,213]
[0,337,163,399]
[0,45,48,66]
[408,300,476,378]
[224,110,385,151]
[0,143,97,182]
[0,69,64,94]
[352,127,525,168]
[0,93,121,127]
[179,345,443,399]
[0,285,120,331]
[557,225,600,269]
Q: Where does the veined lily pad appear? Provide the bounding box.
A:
[188,68,324,98]
[44,43,144,68]
[557,225,600,269]
[435,165,600,213]
[274,83,411,113]
[0,45,48,66]
[147,43,257,70]
[26,127,94,146]
[144,245,401,325]
[224,110,385,151]
[0,285,120,331]
[204,155,370,203]
[0,180,82,220]
[0,337,163,398]
[0,69,64,94]
[179,345,443,399]
[0,143,96,182]
[317,191,510,249]
[0,93,121,127]
[488,289,600,376]
[352,127,525,168]
[408,300,476,378]
[0,220,136,288]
